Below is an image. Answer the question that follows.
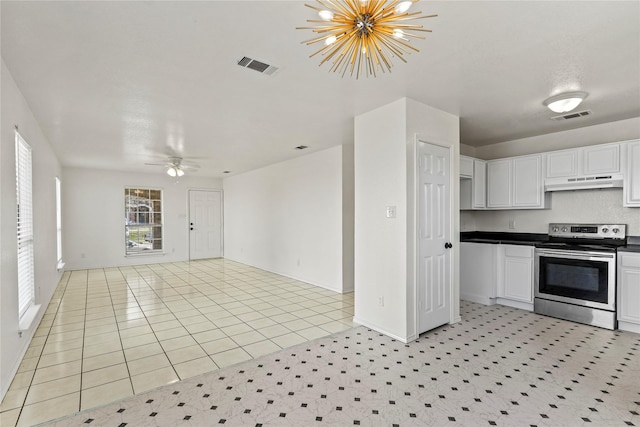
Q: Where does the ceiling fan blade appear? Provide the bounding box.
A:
[144,162,171,166]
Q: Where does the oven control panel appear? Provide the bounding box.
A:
[548,223,626,239]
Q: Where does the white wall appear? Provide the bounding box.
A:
[354,98,459,342]
[464,118,640,235]
[63,167,221,269]
[223,146,353,293]
[1,60,63,398]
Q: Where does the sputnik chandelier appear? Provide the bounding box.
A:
[297,0,436,78]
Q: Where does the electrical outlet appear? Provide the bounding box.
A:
[508,220,516,229]
[378,296,384,307]
[386,206,396,218]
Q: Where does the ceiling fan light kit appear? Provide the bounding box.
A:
[297,0,436,78]
[543,91,588,114]
[166,166,184,177]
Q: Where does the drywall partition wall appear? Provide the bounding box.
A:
[223,146,348,293]
[353,98,460,343]
[1,60,63,399]
[342,144,355,293]
[63,167,222,270]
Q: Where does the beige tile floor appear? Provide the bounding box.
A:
[0,259,354,427]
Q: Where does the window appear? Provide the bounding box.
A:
[16,130,35,319]
[125,188,163,254]
[56,177,64,269]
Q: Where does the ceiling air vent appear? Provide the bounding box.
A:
[551,110,592,121]
[237,56,279,75]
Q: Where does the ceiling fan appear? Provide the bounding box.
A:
[145,157,199,177]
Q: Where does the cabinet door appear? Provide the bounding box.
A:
[582,143,620,175]
[624,140,640,207]
[472,159,486,209]
[546,149,578,179]
[618,253,640,324]
[487,159,512,208]
[502,245,534,303]
[460,156,473,178]
[512,155,543,207]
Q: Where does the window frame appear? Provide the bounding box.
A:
[16,130,35,320]
[124,187,164,256]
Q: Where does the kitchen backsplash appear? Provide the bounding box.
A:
[461,188,640,236]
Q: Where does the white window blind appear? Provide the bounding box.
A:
[16,131,35,319]
[56,177,63,266]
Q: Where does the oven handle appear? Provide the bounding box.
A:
[535,249,615,261]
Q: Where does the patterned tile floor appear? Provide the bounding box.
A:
[0,259,354,427]
[40,300,640,427]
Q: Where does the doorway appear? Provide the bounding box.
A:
[189,190,223,260]
[416,140,452,334]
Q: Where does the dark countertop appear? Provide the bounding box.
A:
[460,231,548,246]
[461,232,640,251]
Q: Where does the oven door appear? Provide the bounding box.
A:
[534,249,615,311]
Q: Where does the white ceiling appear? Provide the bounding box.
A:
[2,1,639,177]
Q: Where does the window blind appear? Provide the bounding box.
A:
[16,131,35,319]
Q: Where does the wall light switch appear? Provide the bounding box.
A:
[386,206,396,218]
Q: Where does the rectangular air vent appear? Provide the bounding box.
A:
[237,56,279,75]
[551,110,591,121]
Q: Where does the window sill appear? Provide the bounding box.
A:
[19,304,41,332]
[125,252,165,257]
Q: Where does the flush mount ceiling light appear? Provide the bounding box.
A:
[297,0,437,78]
[543,91,588,114]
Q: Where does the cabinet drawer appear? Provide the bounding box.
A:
[504,245,533,258]
[620,253,640,268]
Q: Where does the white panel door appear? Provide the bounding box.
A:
[189,190,223,260]
[417,141,451,334]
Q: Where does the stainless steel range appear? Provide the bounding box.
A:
[534,223,627,330]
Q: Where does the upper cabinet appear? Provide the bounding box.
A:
[623,140,640,207]
[487,154,548,210]
[544,142,623,191]
[460,156,486,210]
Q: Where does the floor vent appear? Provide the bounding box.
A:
[551,110,591,121]
[237,56,279,75]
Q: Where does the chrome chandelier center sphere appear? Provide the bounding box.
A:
[355,14,375,37]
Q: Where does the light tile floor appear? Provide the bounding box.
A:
[42,301,640,427]
[0,259,354,427]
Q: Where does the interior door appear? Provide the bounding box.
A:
[189,190,222,260]
[417,141,451,334]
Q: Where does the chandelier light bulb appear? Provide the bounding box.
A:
[393,29,405,38]
[325,35,337,46]
[395,1,413,14]
[318,10,334,21]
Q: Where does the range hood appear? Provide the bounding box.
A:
[545,173,624,192]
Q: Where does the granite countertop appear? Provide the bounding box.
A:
[461,232,640,251]
[460,231,548,246]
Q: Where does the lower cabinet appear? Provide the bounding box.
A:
[617,251,640,333]
[497,245,534,310]
[460,242,534,311]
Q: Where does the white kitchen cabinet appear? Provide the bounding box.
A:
[473,159,487,209]
[460,242,497,305]
[487,159,512,208]
[582,143,620,175]
[545,142,621,180]
[460,157,487,210]
[623,140,640,207]
[546,149,578,179]
[497,244,534,309]
[617,251,640,333]
[487,154,547,209]
[512,155,544,207]
[460,155,474,178]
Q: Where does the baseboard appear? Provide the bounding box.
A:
[618,320,640,334]
[495,298,533,312]
[352,317,412,343]
[460,293,497,306]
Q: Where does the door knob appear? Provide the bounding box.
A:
[444,242,453,249]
